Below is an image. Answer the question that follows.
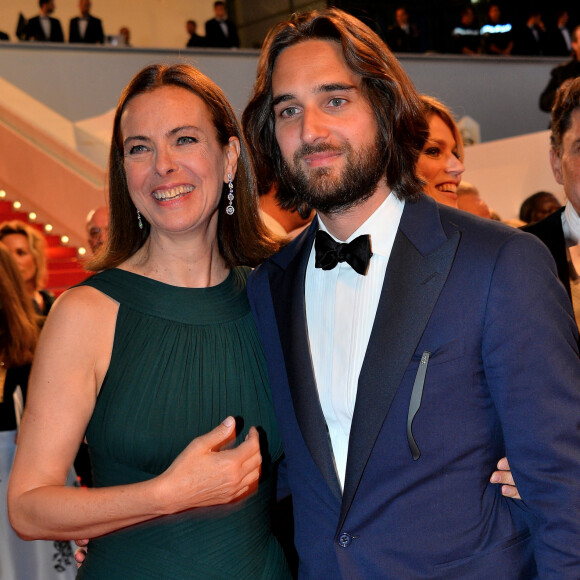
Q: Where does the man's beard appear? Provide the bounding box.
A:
[277,133,388,216]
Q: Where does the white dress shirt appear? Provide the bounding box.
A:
[218,19,229,37]
[560,26,572,52]
[563,201,580,245]
[305,193,404,489]
[78,17,89,39]
[40,16,51,39]
[562,202,580,326]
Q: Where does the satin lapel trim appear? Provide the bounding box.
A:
[338,226,461,527]
[269,227,343,500]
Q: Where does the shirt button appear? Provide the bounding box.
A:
[338,532,352,548]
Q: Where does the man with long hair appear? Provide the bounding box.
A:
[244,8,580,578]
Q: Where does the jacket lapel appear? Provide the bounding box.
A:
[339,196,461,526]
[269,220,343,499]
[522,207,570,298]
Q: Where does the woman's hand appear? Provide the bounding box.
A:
[66,418,260,569]
[74,539,89,568]
[156,416,262,513]
[490,457,521,500]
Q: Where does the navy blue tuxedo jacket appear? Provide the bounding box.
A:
[247,194,580,578]
[69,16,104,44]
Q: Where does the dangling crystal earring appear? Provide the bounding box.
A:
[226,173,234,215]
[137,209,143,229]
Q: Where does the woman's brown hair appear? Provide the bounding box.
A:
[0,242,39,367]
[420,95,465,162]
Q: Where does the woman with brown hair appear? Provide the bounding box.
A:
[0,220,55,315]
[416,95,466,208]
[8,63,291,579]
[0,242,76,579]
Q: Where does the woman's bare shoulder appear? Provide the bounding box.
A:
[32,284,119,398]
[38,284,119,359]
[49,283,119,320]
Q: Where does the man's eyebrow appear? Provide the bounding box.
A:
[271,83,358,108]
[318,83,357,93]
[271,93,294,108]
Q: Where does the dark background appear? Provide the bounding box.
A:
[330,1,580,54]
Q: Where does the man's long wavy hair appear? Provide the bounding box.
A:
[242,8,429,216]
[88,63,281,272]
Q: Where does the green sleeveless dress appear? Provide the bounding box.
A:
[76,268,290,579]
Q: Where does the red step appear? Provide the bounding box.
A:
[46,246,79,259]
[47,257,86,270]
[47,270,90,289]
[0,210,31,223]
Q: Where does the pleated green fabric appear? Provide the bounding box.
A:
[77,267,290,579]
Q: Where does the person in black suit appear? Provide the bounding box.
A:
[0,30,9,41]
[25,0,64,42]
[185,20,205,48]
[513,9,547,56]
[539,25,580,112]
[546,10,574,57]
[204,1,239,48]
[526,78,580,319]
[69,0,104,44]
[385,6,420,52]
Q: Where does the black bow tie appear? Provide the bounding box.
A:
[314,230,373,275]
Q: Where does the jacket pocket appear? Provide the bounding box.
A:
[432,529,535,579]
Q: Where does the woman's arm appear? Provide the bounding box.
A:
[8,286,261,540]
[490,457,521,499]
